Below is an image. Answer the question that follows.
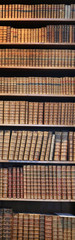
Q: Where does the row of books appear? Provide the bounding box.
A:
[0,209,75,240]
[0,130,75,162]
[0,77,75,95]
[0,101,75,125]
[0,165,75,200]
[0,25,75,43]
[0,49,74,67]
[0,4,75,19]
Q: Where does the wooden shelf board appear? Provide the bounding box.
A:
[0,18,75,22]
[0,124,74,127]
[0,160,75,164]
[0,66,74,70]
[0,43,75,46]
[0,198,74,202]
[0,93,75,98]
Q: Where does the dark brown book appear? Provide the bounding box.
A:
[3,209,12,239]
[0,209,3,239]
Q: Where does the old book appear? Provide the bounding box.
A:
[15,101,19,124]
[72,217,75,240]
[63,217,68,240]
[16,167,20,199]
[20,101,26,124]
[53,165,57,199]
[19,131,27,161]
[0,168,2,198]
[12,167,16,198]
[48,103,54,125]
[37,165,41,199]
[57,166,61,200]
[12,213,18,239]
[0,131,3,161]
[33,165,37,199]
[33,102,38,125]
[14,131,22,161]
[49,133,55,161]
[34,214,39,240]
[73,132,75,162]
[30,165,34,199]
[8,167,12,198]
[45,215,52,240]
[52,215,58,240]
[29,214,34,240]
[45,166,49,199]
[20,167,24,199]
[3,209,12,239]
[2,168,8,198]
[39,215,44,240]
[23,165,27,199]
[24,131,32,161]
[38,102,43,124]
[0,101,3,124]
[45,132,52,161]
[40,132,48,161]
[54,132,61,161]
[41,165,45,199]
[62,166,67,200]
[57,215,64,239]
[29,131,37,161]
[26,165,31,199]
[29,102,33,124]
[3,130,10,160]
[71,166,75,200]
[34,132,43,161]
[18,213,23,239]
[49,165,53,199]
[23,214,29,240]
[44,102,49,125]
[9,131,17,160]
[69,132,73,161]
[0,209,3,239]
[60,132,68,161]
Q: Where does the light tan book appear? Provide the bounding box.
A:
[40,132,48,161]
[9,131,17,160]
[24,131,32,161]
[45,132,52,161]
[0,131,3,160]
[19,131,27,161]
[3,131,10,160]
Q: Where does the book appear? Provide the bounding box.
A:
[0,209,75,239]
[0,130,75,162]
[0,48,75,67]
[0,76,75,96]
[0,4,75,19]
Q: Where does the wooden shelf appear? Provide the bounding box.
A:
[0,124,74,128]
[0,198,74,202]
[0,43,75,46]
[0,66,74,70]
[0,93,75,98]
[0,18,75,22]
[0,160,75,164]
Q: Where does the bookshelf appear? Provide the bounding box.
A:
[0,93,75,97]
[0,18,75,22]
[0,160,75,164]
[0,43,75,46]
[0,66,75,69]
[0,198,75,202]
[0,124,75,128]
[0,1,75,238]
